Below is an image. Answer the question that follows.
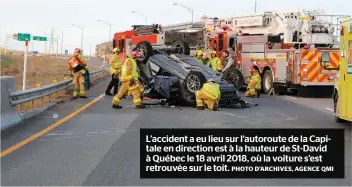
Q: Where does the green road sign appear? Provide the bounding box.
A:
[33,36,47,41]
[17,33,31,41]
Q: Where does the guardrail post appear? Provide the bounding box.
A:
[1,76,21,130]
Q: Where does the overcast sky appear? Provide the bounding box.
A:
[0,0,351,55]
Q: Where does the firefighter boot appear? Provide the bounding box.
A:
[256,89,261,98]
[197,106,204,110]
[212,102,218,111]
[112,104,123,109]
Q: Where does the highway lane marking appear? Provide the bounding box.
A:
[284,95,297,99]
[324,107,334,112]
[218,112,247,118]
[0,94,106,158]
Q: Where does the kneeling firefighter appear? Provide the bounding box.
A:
[195,79,221,111]
[112,50,146,109]
[68,48,88,99]
[245,67,261,97]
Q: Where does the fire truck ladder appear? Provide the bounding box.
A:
[133,24,162,36]
[302,9,349,47]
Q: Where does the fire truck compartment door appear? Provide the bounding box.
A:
[275,58,287,82]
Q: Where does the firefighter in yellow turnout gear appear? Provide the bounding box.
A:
[68,48,87,99]
[195,79,221,111]
[245,67,261,97]
[105,48,121,96]
[209,50,222,72]
[112,50,146,109]
[194,50,204,64]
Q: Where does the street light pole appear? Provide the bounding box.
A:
[37,30,49,54]
[54,28,64,55]
[98,20,112,43]
[173,3,194,23]
[72,24,83,54]
[132,11,148,24]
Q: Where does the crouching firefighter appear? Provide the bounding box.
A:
[112,50,146,109]
[195,79,220,111]
[68,48,87,99]
[245,67,261,97]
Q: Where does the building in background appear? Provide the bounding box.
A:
[95,42,112,58]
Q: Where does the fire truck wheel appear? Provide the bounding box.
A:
[263,70,273,94]
[222,67,243,90]
[136,41,153,63]
[172,41,190,55]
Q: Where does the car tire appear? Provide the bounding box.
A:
[172,41,190,55]
[263,70,273,94]
[181,71,206,104]
[222,67,244,90]
[136,41,153,63]
[334,94,346,123]
[184,71,206,94]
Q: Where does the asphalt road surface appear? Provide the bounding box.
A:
[1,77,351,186]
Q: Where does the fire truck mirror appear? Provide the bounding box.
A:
[320,52,330,67]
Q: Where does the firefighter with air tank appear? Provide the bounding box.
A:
[68,48,88,99]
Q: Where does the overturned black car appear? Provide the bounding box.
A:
[134,41,251,108]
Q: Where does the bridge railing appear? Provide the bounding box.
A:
[1,70,107,131]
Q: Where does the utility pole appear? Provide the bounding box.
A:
[54,28,64,54]
[254,0,257,13]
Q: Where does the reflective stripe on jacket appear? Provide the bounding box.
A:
[109,54,121,75]
[201,82,220,100]
[121,57,138,82]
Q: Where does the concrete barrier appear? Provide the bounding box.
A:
[0,76,21,130]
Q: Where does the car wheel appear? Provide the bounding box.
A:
[222,67,243,90]
[180,71,206,105]
[334,94,346,123]
[184,71,206,94]
[263,70,273,94]
[136,41,153,63]
[172,41,190,55]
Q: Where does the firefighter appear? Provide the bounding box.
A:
[210,50,222,72]
[112,50,146,109]
[68,48,87,99]
[105,48,121,96]
[245,67,261,98]
[195,50,204,64]
[195,79,221,111]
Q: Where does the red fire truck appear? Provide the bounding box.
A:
[112,24,190,64]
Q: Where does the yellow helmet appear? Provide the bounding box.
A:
[112,48,119,52]
[197,50,203,56]
[211,50,216,54]
[206,79,215,83]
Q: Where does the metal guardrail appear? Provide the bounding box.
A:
[9,70,105,106]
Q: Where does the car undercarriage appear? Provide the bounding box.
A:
[135,41,256,108]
